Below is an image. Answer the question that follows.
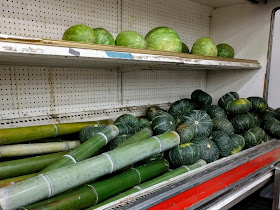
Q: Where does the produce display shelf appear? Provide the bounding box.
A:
[97,139,280,210]
[0,35,261,71]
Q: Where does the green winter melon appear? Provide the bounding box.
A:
[247,97,268,113]
[146,106,164,120]
[230,113,255,133]
[263,118,280,138]
[168,99,196,122]
[205,105,227,119]
[212,117,234,135]
[210,131,233,157]
[151,112,176,135]
[217,43,235,58]
[243,127,265,148]
[226,98,250,115]
[218,92,239,109]
[109,134,133,150]
[191,89,212,110]
[79,125,106,142]
[229,134,245,154]
[115,114,140,132]
[176,123,195,143]
[168,143,201,167]
[62,24,97,43]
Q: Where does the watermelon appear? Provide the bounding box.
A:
[230,113,255,133]
[168,143,200,167]
[247,97,268,113]
[109,134,132,150]
[230,134,245,154]
[62,25,97,43]
[116,31,146,49]
[210,131,233,157]
[146,106,164,120]
[176,124,195,144]
[139,118,149,129]
[168,99,196,122]
[243,127,265,148]
[191,89,212,110]
[145,27,182,53]
[79,125,106,142]
[226,98,250,115]
[263,118,280,138]
[180,110,213,137]
[218,92,239,109]
[115,114,140,132]
[212,117,234,135]
[192,136,219,163]
[191,37,217,56]
[92,28,115,45]
[151,112,176,135]
[217,43,235,58]
[182,43,189,53]
[205,105,227,119]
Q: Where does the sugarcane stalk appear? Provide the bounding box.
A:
[41,125,119,172]
[0,151,68,180]
[0,119,113,145]
[24,159,169,210]
[0,141,80,158]
[0,131,180,209]
[90,159,207,209]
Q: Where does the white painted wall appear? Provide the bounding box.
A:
[267,9,280,109]
[207,0,280,103]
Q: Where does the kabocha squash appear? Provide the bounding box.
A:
[109,134,133,150]
[168,143,200,167]
[249,112,262,127]
[247,97,268,113]
[79,125,106,142]
[139,118,149,129]
[115,114,140,132]
[152,112,176,135]
[230,113,255,133]
[229,134,245,154]
[176,124,195,143]
[115,123,134,135]
[261,110,277,121]
[205,105,227,119]
[168,99,196,121]
[263,133,273,142]
[191,89,212,109]
[146,106,164,120]
[210,131,233,157]
[226,98,250,115]
[263,118,280,138]
[192,136,219,163]
[218,92,239,109]
[180,110,213,137]
[212,117,234,135]
[243,127,265,148]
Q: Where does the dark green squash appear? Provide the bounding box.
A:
[168,143,201,167]
[139,118,149,129]
[260,110,278,121]
[218,92,239,109]
[230,113,255,133]
[205,105,227,119]
[262,133,273,143]
[275,108,280,115]
[247,97,268,113]
[209,131,233,157]
[176,123,195,143]
[192,136,219,163]
[109,134,133,150]
[140,153,164,164]
[225,98,250,115]
[248,112,262,127]
[243,127,265,148]
[229,134,245,154]
[79,125,106,142]
[191,89,212,110]
[115,114,140,132]
[151,112,176,135]
[168,99,196,121]
[263,118,280,138]
[115,123,134,135]
[212,117,234,135]
[180,110,213,137]
[146,106,164,120]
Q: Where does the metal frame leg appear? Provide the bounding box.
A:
[272,162,280,210]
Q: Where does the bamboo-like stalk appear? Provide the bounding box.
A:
[0,141,80,157]
[0,173,38,189]
[0,131,180,209]
[24,159,169,210]
[0,151,68,180]
[90,159,207,209]
[0,119,113,145]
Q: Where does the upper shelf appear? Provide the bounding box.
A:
[0,35,261,71]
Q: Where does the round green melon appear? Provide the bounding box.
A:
[115,123,134,135]
[260,110,277,121]
[109,134,132,150]
[115,114,140,133]
[92,28,115,45]
[248,112,262,127]
[263,133,273,142]
[146,106,164,120]
[226,98,250,115]
[218,92,239,109]
[243,127,265,148]
[181,43,189,53]
[62,24,97,43]
[263,118,280,138]
[230,113,255,133]
[151,112,176,135]
[191,37,217,56]
[205,105,227,119]
[116,31,146,49]
[176,123,195,144]
[229,134,245,154]
[247,97,268,113]
[191,89,212,110]
[168,99,196,122]
[145,27,182,53]
[217,43,235,58]
[139,118,149,129]
[168,143,200,167]
[192,136,219,163]
[79,125,106,142]
[212,117,234,135]
[210,131,233,157]
[180,110,213,137]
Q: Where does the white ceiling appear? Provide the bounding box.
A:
[189,0,249,8]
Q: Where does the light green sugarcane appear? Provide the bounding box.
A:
[90,159,207,209]
[0,131,180,210]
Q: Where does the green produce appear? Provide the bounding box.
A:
[0,173,38,189]
[263,118,280,138]
[181,110,213,137]
[79,125,106,142]
[247,97,268,113]
[249,112,262,127]
[205,105,227,119]
[216,43,235,58]
[243,127,265,148]
[116,31,146,49]
[230,134,245,154]
[261,110,277,121]
[139,118,149,129]
[152,112,176,135]
[140,153,164,164]
[218,92,239,109]
[145,27,182,53]
[181,43,189,53]
[23,159,169,210]
[192,136,219,163]
[191,37,217,56]
[191,89,212,109]
[212,117,234,135]
[168,143,200,167]
[92,28,115,45]
[275,108,280,115]
[263,133,273,142]
[0,132,180,209]
[168,99,196,121]
[115,123,134,135]
[226,98,250,115]
[230,113,255,133]
[146,106,164,120]
[115,114,140,132]
[62,25,97,43]
[109,134,132,150]
[176,124,195,143]
[210,131,233,157]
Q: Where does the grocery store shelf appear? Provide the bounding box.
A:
[189,0,248,8]
[0,36,261,71]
